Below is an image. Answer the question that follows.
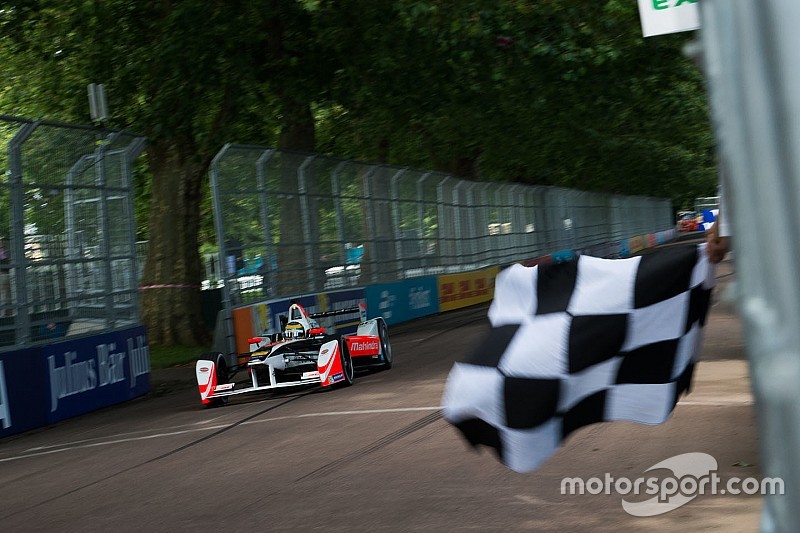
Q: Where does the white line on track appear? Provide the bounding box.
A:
[4,396,751,463]
[678,400,753,406]
[23,416,232,453]
[2,406,442,464]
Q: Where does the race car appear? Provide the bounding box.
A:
[195,302,392,407]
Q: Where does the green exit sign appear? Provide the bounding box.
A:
[652,0,697,10]
[638,0,700,37]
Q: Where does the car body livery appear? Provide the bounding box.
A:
[196,303,392,407]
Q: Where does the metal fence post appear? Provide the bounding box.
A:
[466,182,479,266]
[479,183,491,264]
[297,155,317,292]
[487,184,500,264]
[508,184,523,261]
[7,121,39,345]
[255,149,276,296]
[209,144,236,359]
[65,154,91,316]
[390,168,407,278]
[363,165,380,283]
[94,132,121,327]
[452,181,465,265]
[701,3,800,531]
[330,161,351,281]
[122,136,146,322]
[436,176,452,269]
[416,172,431,271]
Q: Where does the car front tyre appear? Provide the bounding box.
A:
[200,352,229,408]
[335,340,355,388]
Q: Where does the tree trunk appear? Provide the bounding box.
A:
[275,97,316,296]
[140,138,209,346]
[435,147,482,180]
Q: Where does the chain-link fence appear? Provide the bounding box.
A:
[694,195,720,213]
[210,144,674,307]
[0,115,145,350]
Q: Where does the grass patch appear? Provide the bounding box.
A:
[149,343,212,369]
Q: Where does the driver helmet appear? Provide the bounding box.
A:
[285,321,306,339]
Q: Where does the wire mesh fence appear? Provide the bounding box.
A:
[210,144,674,307]
[0,115,145,350]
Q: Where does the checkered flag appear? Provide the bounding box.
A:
[442,244,715,473]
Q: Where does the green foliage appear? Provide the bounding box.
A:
[310,0,716,206]
[3,0,716,240]
[149,343,211,369]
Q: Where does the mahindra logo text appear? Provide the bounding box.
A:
[351,341,379,352]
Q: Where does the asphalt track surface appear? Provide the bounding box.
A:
[0,250,760,532]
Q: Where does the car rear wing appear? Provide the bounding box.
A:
[308,304,367,322]
[254,303,368,345]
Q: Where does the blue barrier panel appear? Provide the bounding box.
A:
[0,347,48,438]
[365,277,439,326]
[619,239,632,258]
[0,326,149,438]
[551,250,576,264]
[43,326,150,424]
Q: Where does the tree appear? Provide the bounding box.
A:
[315,0,715,206]
[1,1,314,344]
[2,0,717,347]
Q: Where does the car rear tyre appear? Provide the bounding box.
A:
[378,319,393,370]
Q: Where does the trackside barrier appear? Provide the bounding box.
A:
[0,116,146,349]
[547,230,679,265]
[209,144,674,357]
[438,267,500,313]
[221,232,675,353]
[0,116,148,440]
[0,326,150,438]
[365,277,439,326]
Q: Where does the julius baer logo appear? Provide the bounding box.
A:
[0,361,10,429]
[49,336,150,412]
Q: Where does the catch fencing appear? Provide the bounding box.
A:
[0,115,146,350]
[209,144,674,307]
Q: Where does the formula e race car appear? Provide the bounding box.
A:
[195,303,392,407]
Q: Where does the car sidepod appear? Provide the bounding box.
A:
[347,318,392,369]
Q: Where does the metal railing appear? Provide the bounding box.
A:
[209,144,674,307]
[701,2,800,531]
[694,195,720,213]
[0,115,145,350]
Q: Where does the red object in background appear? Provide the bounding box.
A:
[679,215,698,232]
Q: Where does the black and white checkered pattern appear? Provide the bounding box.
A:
[442,244,715,472]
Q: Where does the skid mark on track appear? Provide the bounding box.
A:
[294,410,443,482]
[1,406,443,464]
[0,392,311,521]
[407,316,489,344]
